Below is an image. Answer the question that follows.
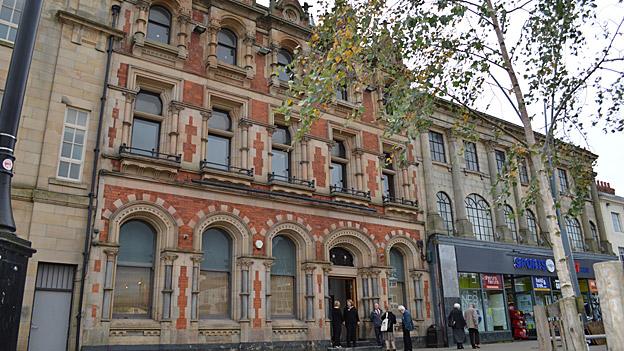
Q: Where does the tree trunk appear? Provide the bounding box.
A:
[483,0,586,349]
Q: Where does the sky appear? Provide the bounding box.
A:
[259,0,624,195]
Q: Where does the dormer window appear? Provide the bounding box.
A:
[217,29,238,65]
[147,6,171,44]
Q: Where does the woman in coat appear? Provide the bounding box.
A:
[448,303,467,349]
[330,300,344,347]
[343,299,360,347]
[463,303,481,349]
[380,309,397,351]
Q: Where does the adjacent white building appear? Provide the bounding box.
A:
[596,181,624,261]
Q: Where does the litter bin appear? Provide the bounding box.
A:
[426,324,440,347]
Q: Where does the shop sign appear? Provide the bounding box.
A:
[574,261,590,274]
[513,257,556,273]
[481,274,503,290]
[588,280,598,293]
[554,279,561,290]
[532,276,551,291]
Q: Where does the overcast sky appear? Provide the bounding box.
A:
[260,0,624,195]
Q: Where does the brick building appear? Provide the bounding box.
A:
[1,0,615,350]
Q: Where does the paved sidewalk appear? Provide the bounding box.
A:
[413,340,607,351]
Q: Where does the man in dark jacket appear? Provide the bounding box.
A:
[344,299,360,347]
[370,302,383,346]
[448,303,467,349]
[398,305,414,351]
[331,300,344,347]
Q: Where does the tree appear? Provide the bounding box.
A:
[279,0,624,348]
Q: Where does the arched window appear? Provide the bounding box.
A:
[504,205,518,242]
[113,220,156,318]
[331,140,348,189]
[205,109,233,171]
[330,247,354,267]
[389,248,406,309]
[147,6,171,44]
[217,29,237,65]
[589,221,599,243]
[271,235,296,317]
[436,192,454,235]
[526,209,538,243]
[465,194,494,241]
[271,126,291,179]
[132,90,163,156]
[199,228,231,318]
[565,217,584,251]
[277,49,293,81]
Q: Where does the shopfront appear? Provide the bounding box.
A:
[430,236,615,343]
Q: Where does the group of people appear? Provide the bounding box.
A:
[447,303,481,349]
[331,300,414,351]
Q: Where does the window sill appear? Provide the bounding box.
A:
[330,191,371,207]
[134,39,183,63]
[200,164,254,186]
[269,178,315,196]
[383,201,419,215]
[0,39,14,48]
[462,168,489,179]
[110,318,161,331]
[197,318,241,331]
[432,160,451,170]
[119,149,181,181]
[48,177,88,190]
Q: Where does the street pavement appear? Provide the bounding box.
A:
[413,340,607,350]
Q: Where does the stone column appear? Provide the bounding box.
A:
[360,269,371,317]
[121,91,137,147]
[190,255,202,321]
[301,136,310,181]
[160,252,178,321]
[371,269,380,306]
[168,102,183,155]
[323,266,331,319]
[266,126,274,177]
[410,271,424,320]
[101,248,119,321]
[264,261,273,324]
[238,258,252,321]
[239,120,251,170]
[591,177,613,254]
[484,142,513,242]
[448,135,474,237]
[206,18,220,68]
[355,150,364,191]
[419,132,446,232]
[594,261,624,349]
[244,30,255,79]
[133,0,149,45]
[200,111,211,163]
[401,167,411,200]
[176,15,190,59]
[303,264,315,321]
[269,42,280,87]
[512,170,532,244]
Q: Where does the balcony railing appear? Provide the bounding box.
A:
[200,160,254,177]
[268,173,315,188]
[383,195,418,207]
[119,144,181,163]
[330,185,371,200]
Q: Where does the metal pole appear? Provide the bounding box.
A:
[0,1,43,350]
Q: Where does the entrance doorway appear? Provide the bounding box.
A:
[28,263,75,351]
[329,276,357,342]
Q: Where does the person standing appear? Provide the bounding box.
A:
[448,303,467,349]
[464,303,481,349]
[398,305,414,351]
[381,308,397,351]
[343,299,360,347]
[331,300,344,348]
[370,302,383,346]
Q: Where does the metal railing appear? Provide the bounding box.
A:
[382,195,418,207]
[329,185,371,200]
[268,173,315,188]
[119,144,181,162]
[200,160,254,177]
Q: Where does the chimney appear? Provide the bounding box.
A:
[596,180,615,195]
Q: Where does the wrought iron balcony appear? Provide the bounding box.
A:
[330,185,371,200]
[382,195,418,208]
[268,173,315,188]
[200,160,254,177]
[119,144,181,163]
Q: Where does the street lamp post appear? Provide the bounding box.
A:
[0,1,44,350]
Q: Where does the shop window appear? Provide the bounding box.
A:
[131,91,163,156]
[271,126,292,180]
[381,152,396,199]
[463,141,479,171]
[271,235,296,317]
[504,205,518,242]
[519,158,530,184]
[388,248,406,310]
[558,168,569,193]
[495,150,505,174]
[217,29,237,65]
[330,140,348,189]
[436,192,454,235]
[611,212,622,232]
[565,216,584,251]
[57,107,88,181]
[113,220,156,318]
[330,247,354,267]
[465,194,494,242]
[199,228,231,319]
[459,273,485,332]
[480,274,507,331]
[428,131,446,163]
[0,0,22,42]
[526,209,539,243]
[147,6,171,44]
[205,109,233,171]
[277,49,293,82]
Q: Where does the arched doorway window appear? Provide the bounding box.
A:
[504,205,518,242]
[330,247,354,267]
[465,194,494,241]
[389,248,406,310]
[199,228,232,319]
[526,209,539,243]
[436,191,454,234]
[565,217,584,251]
[271,235,296,317]
[113,220,156,318]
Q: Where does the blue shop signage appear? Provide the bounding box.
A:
[513,256,556,273]
[532,276,552,291]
